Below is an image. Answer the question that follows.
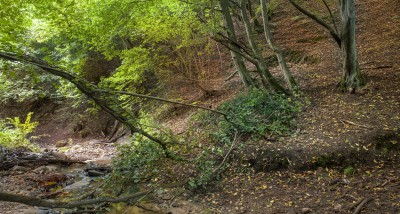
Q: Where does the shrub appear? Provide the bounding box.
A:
[106,137,164,190]
[215,88,302,143]
[0,112,40,151]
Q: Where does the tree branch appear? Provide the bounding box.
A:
[95,89,228,117]
[322,0,339,35]
[288,0,341,47]
[0,52,173,158]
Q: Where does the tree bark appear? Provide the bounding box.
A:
[239,0,287,94]
[219,0,256,87]
[260,0,297,90]
[339,0,365,91]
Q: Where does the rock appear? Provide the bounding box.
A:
[50,151,68,160]
[167,207,186,214]
[87,139,104,145]
[139,203,163,213]
[85,156,112,166]
[11,165,28,172]
[301,208,312,214]
[64,176,92,190]
[334,204,342,211]
[86,170,105,177]
[55,140,68,147]
[34,165,60,174]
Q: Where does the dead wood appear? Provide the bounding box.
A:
[352,198,372,214]
[0,189,153,209]
[0,158,84,170]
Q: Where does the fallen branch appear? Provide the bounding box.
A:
[224,70,238,81]
[352,198,372,214]
[340,119,370,129]
[0,159,84,170]
[212,131,240,176]
[0,189,153,209]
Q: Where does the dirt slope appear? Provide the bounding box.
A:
[189,0,400,213]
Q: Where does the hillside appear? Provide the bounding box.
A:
[0,0,399,213]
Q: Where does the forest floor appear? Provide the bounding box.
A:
[0,0,399,213]
[166,0,400,213]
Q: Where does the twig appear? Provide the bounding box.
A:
[225,70,238,81]
[212,131,240,175]
[352,198,372,214]
[340,119,370,129]
[349,196,363,209]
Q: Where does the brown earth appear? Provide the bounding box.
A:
[0,0,399,213]
[184,0,400,213]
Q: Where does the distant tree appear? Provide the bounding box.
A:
[288,0,365,92]
[211,0,296,93]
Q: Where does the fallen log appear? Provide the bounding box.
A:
[0,158,84,171]
[0,189,152,209]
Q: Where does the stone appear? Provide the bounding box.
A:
[11,165,28,172]
[55,140,68,147]
[167,207,186,214]
[301,208,312,214]
[334,204,342,211]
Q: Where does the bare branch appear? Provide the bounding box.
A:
[322,0,339,34]
[288,0,341,47]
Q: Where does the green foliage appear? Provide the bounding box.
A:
[215,89,302,143]
[107,137,164,188]
[344,166,355,176]
[0,112,39,151]
[188,146,226,189]
[0,62,61,103]
[256,0,279,18]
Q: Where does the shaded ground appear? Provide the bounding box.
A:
[186,0,400,213]
[0,0,399,213]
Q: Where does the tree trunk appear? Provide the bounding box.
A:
[260,0,297,90]
[247,0,262,31]
[220,0,256,87]
[240,0,287,94]
[339,0,365,92]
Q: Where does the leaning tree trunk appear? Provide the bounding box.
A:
[339,0,365,92]
[260,0,297,90]
[240,0,287,93]
[0,52,172,158]
[220,0,256,87]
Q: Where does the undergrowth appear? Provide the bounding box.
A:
[107,89,303,190]
[195,89,302,143]
[188,89,303,188]
[0,112,40,152]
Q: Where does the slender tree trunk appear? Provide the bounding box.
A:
[339,0,365,92]
[240,0,287,94]
[247,0,262,31]
[260,0,297,90]
[220,0,256,87]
